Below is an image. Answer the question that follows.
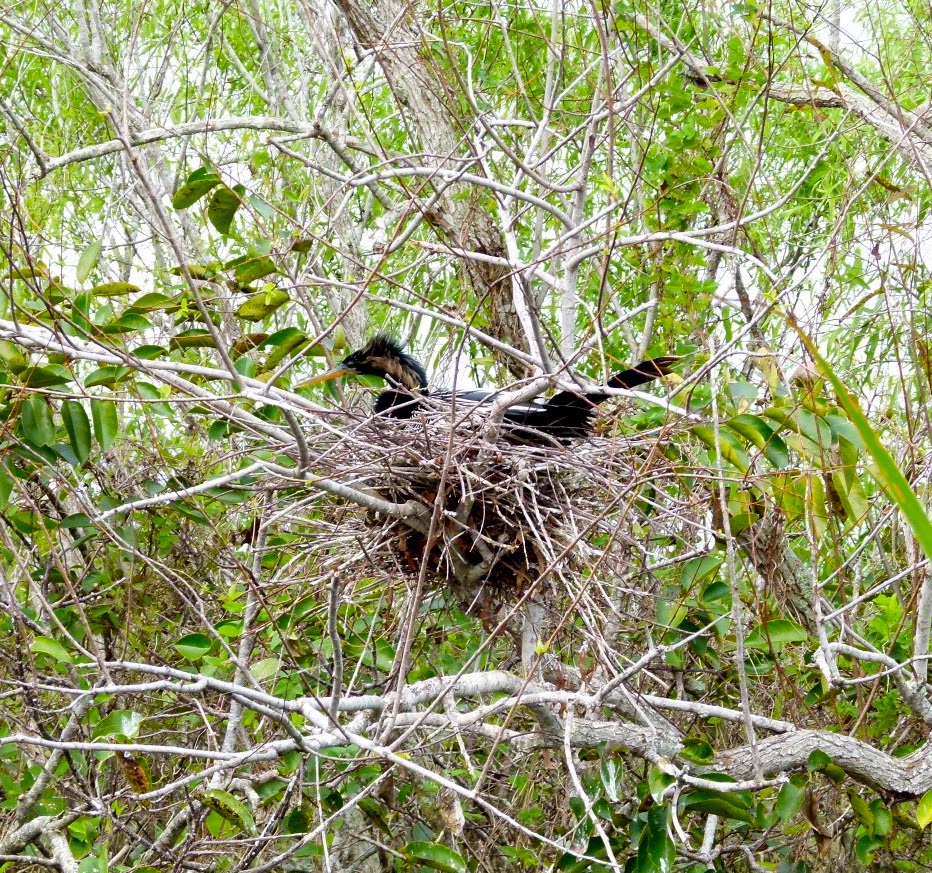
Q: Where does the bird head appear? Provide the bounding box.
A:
[298,334,428,392]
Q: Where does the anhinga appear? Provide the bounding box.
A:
[300,334,677,441]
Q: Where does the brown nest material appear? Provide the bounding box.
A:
[290,405,697,621]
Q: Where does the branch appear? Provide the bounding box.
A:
[718,729,932,797]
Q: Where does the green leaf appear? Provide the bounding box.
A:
[169,263,220,280]
[201,789,257,835]
[91,399,119,451]
[636,805,674,872]
[701,580,730,604]
[175,633,212,660]
[129,292,174,311]
[21,395,55,446]
[870,799,892,836]
[31,636,73,663]
[790,322,932,562]
[0,340,30,373]
[917,789,932,828]
[775,780,806,822]
[403,842,467,873]
[18,365,73,389]
[680,737,714,764]
[261,327,311,371]
[727,413,789,468]
[745,619,808,649]
[358,796,392,836]
[170,330,215,350]
[236,288,290,321]
[172,168,223,209]
[92,709,144,740]
[807,749,832,771]
[61,513,92,528]
[109,312,151,334]
[283,804,314,834]
[855,833,884,865]
[131,344,168,360]
[231,255,278,284]
[681,790,753,823]
[0,464,13,510]
[61,400,91,464]
[76,240,102,284]
[91,282,141,297]
[847,790,874,829]
[647,765,675,801]
[207,184,243,235]
[84,366,131,388]
[250,658,281,681]
[825,414,866,449]
[681,554,722,589]
[691,425,750,472]
[806,749,846,783]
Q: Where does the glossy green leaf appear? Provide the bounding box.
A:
[61,400,91,464]
[681,554,722,589]
[403,841,466,873]
[76,240,102,284]
[129,292,174,311]
[61,513,92,528]
[91,282,141,297]
[680,737,714,764]
[18,365,73,389]
[175,633,212,660]
[691,425,750,472]
[681,789,753,823]
[170,330,215,349]
[745,619,808,649]
[236,288,290,321]
[92,709,144,740]
[172,168,222,209]
[207,184,243,235]
[131,344,168,360]
[775,780,806,822]
[870,799,892,836]
[0,340,29,373]
[201,789,257,835]
[91,399,119,451]
[0,464,12,510]
[848,790,874,829]
[21,395,55,446]
[107,312,151,334]
[232,255,278,284]
[84,366,131,388]
[917,789,932,828]
[262,328,311,371]
[855,833,884,865]
[727,413,789,467]
[636,805,674,872]
[31,636,72,663]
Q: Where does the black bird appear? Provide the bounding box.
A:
[300,334,677,441]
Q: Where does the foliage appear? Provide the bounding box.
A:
[3,0,932,870]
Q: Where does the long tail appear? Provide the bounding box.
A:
[546,355,679,410]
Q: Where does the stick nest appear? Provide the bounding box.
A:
[296,404,697,622]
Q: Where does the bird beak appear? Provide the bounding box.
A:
[295,366,353,390]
